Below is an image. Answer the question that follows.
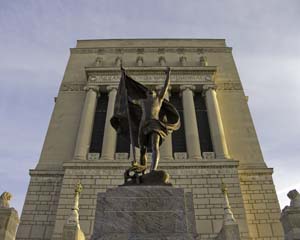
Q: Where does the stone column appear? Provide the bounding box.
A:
[74,86,99,160]
[203,85,230,159]
[156,85,173,160]
[101,86,118,160]
[180,85,202,160]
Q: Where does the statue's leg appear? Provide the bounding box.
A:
[140,146,147,167]
[150,132,160,171]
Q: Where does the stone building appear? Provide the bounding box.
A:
[16,39,284,239]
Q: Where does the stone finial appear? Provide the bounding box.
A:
[136,56,144,66]
[63,181,86,240]
[0,192,12,208]
[215,181,241,240]
[287,189,300,208]
[66,181,83,226]
[200,56,208,66]
[221,181,236,225]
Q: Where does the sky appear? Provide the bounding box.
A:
[0,0,299,214]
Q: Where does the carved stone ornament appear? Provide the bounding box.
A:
[203,152,215,159]
[136,56,144,66]
[287,189,300,208]
[202,84,217,97]
[115,57,122,67]
[87,153,100,160]
[60,84,85,92]
[179,56,187,66]
[88,75,97,82]
[180,85,196,93]
[199,56,208,67]
[115,153,129,160]
[217,82,243,91]
[83,85,99,93]
[174,152,187,160]
[95,57,103,67]
[159,56,166,66]
[0,192,12,208]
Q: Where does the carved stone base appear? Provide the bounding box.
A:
[91,186,197,240]
[0,208,19,240]
[281,207,300,240]
[215,223,241,240]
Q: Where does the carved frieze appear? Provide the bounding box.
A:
[86,72,215,85]
[217,82,243,91]
[60,84,85,92]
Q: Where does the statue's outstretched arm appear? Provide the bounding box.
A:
[159,67,171,100]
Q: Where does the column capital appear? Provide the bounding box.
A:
[203,84,217,91]
[202,84,217,97]
[180,85,196,92]
[106,85,118,92]
[84,85,99,93]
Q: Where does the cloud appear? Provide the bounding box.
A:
[0,0,299,214]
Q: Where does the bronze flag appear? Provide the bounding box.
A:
[110,70,180,148]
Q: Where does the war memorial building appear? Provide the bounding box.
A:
[15,39,284,239]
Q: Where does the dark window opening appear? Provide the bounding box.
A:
[194,92,213,153]
[169,92,187,153]
[116,134,130,153]
[89,93,108,153]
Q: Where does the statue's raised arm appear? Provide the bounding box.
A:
[158,67,171,101]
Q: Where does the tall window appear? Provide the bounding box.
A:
[194,92,213,153]
[89,93,108,153]
[116,130,130,153]
[169,92,187,153]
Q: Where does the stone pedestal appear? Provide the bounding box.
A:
[0,208,19,240]
[281,190,300,240]
[91,186,197,240]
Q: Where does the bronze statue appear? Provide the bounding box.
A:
[111,67,180,184]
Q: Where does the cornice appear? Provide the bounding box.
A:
[70,47,232,55]
[29,169,65,177]
[62,159,239,170]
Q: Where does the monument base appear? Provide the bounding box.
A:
[91,186,197,240]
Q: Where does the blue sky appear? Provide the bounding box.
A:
[0,0,299,214]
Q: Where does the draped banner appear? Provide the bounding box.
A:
[110,70,180,148]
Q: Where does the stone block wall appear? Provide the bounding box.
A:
[16,172,63,240]
[49,160,251,240]
[239,169,284,239]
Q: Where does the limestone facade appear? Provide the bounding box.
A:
[16,39,283,239]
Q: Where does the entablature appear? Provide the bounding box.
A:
[84,66,217,92]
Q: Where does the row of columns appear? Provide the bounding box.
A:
[74,84,229,161]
